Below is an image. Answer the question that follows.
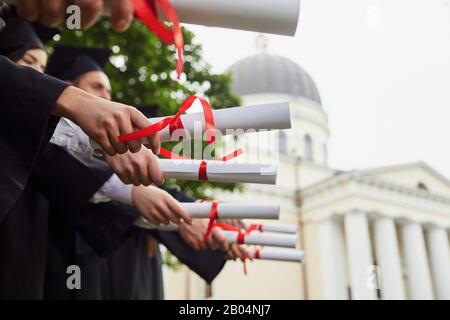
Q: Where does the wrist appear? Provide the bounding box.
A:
[53,86,91,121]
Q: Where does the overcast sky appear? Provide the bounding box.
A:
[185,0,450,177]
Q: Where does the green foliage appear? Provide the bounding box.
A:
[48,18,242,200]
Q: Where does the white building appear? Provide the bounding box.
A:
[165,38,450,300]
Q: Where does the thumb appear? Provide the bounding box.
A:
[130,108,161,155]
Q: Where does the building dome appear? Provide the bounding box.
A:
[228,52,321,105]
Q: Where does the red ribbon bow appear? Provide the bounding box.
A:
[132,0,184,79]
[118,95,215,143]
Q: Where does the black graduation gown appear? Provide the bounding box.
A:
[26,143,112,299]
[76,200,227,300]
[74,185,227,299]
[0,57,67,216]
[0,58,66,299]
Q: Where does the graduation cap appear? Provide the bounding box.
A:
[0,6,58,61]
[46,45,112,81]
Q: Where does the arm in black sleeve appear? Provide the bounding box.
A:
[0,57,68,217]
[152,230,227,284]
[29,144,113,225]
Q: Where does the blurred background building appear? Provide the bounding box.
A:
[164,36,450,300]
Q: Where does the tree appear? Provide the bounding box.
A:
[49,18,242,199]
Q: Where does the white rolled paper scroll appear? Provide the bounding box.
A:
[245,222,298,234]
[249,248,304,263]
[167,0,300,36]
[183,203,279,220]
[7,0,300,36]
[90,102,291,150]
[222,231,297,248]
[159,159,277,184]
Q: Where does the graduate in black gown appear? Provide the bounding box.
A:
[0,5,160,218]
[39,46,238,299]
[0,11,64,299]
[0,9,68,217]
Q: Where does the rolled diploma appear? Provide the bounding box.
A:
[183,203,279,220]
[6,0,300,36]
[159,159,277,184]
[249,248,304,263]
[245,222,298,234]
[90,102,291,150]
[222,231,297,248]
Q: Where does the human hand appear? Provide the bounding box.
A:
[106,147,163,186]
[16,0,134,31]
[178,219,229,251]
[132,185,192,226]
[54,86,160,156]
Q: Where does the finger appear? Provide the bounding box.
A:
[148,155,164,185]
[186,235,200,250]
[117,108,142,154]
[131,159,148,186]
[107,118,128,155]
[127,166,140,186]
[117,173,131,185]
[231,246,244,261]
[239,246,251,261]
[110,0,133,32]
[212,230,229,251]
[74,0,103,30]
[154,205,171,225]
[96,131,116,156]
[129,108,152,153]
[38,0,66,27]
[167,200,192,225]
[146,134,161,155]
[146,210,167,226]
[17,0,40,21]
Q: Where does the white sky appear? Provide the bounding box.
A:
[186,0,450,177]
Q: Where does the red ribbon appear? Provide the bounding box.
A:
[254,249,261,259]
[132,0,184,79]
[202,201,219,243]
[118,95,215,143]
[245,223,264,235]
[213,223,246,244]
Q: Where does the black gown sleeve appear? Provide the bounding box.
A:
[152,230,227,284]
[0,57,68,218]
[76,184,195,256]
[29,144,113,225]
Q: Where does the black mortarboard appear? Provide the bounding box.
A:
[0,6,58,61]
[46,45,112,81]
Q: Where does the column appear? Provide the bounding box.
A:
[425,225,450,299]
[400,221,434,299]
[373,216,406,299]
[344,210,377,300]
[318,215,349,299]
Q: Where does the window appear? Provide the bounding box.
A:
[304,134,313,161]
[417,182,428,191]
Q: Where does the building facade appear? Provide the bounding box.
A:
[164,39,450,300]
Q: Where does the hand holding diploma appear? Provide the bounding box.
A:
[53,86,160,156]
[131,185,192,226]
[90,102,291,150]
